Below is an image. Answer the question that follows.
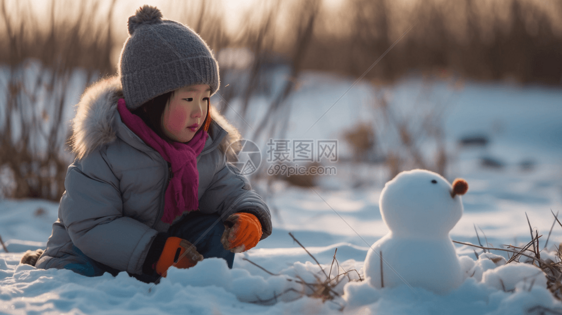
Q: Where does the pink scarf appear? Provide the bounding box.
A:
[117,98,209,224]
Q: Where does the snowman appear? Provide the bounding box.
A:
[363,169,469,294]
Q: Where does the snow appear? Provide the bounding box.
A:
[482,263,547,292]
[1,72,562,313]
[343,277,560,315]
[468,253,507,282]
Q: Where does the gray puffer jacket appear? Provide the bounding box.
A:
[36,77,272,275]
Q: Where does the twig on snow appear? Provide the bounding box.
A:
[0,235,8,253]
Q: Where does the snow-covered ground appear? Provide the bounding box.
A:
[1,72,562,314]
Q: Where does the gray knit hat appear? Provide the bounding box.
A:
[118,5,220,110]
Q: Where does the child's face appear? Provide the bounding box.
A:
[161,84,210,143]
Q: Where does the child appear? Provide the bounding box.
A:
[25,5,272,283]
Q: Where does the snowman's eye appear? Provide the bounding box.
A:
[431,180,437,184]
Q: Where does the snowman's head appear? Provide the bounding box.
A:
[380,169,467,239]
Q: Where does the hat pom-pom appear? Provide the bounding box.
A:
[128,5,163,36]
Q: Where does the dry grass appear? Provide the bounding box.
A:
[0,235,8,253]
[454,210,562,301]
[343,122,377,163]
[362,82,450,179]
[0,0,115,200]
[279,161,322,188]
[242,232,362,307]
[304,0,562,86]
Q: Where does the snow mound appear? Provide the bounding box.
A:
[0,254,352,314]
[470,252,508,281]
[166,258,304,304]
[482,262,547,292]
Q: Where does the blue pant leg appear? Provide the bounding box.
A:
[63,245,112,277]
[168,211,235,269]
[63,245,160,283]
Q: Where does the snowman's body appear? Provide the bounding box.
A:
[363,169,465,294]
[364,233,463,294]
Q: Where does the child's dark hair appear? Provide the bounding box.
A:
[132,91,212,143]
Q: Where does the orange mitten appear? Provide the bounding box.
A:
[155,237,203,277]
[221,212,263,253]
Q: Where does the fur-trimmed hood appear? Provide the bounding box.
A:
[70,76,242,160]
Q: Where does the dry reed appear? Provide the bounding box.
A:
[454,210,562,301]
[242,232,362,307]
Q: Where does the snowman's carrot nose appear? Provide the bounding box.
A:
[451,178,469,198]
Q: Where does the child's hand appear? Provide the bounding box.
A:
[221,212,262,253]
[155,237,203,277]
